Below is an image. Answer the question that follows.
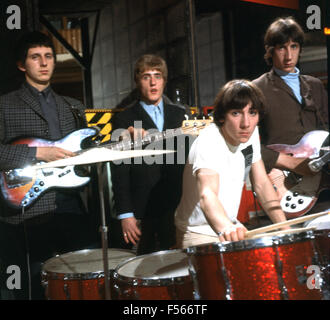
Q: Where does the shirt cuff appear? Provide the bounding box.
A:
[117,212,134,220]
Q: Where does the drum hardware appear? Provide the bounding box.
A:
[219,251,232,300]
[273,241,289,300]
[187,252,201,300]
[63,283,71,300]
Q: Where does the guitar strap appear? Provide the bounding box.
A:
[241,145,253,181]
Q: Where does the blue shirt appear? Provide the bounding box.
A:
[140,99,164,131]
[273,67,302,104]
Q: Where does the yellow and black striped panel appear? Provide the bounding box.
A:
[85,109,122,143]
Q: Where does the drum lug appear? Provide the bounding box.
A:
[98,273,108,299]
[188,257,201,300]
[63,283,71,300]
[219,252,232,300]
[41,272,49,300]
[273,242,289,300]
[123,287,139,299]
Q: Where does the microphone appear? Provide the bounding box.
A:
[308,151,330,172]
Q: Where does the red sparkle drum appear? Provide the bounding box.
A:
[41,248,135,300]
[314,229,330,265]
[186,230,328,300]
[113,249,195,300]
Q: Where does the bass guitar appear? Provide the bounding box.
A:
[0,119,211,209]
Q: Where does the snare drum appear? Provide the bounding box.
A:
[113,249,195,300]
[187,230,327,300]
[41,248,135,300]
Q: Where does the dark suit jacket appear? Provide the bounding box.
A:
[110,100,187,220]
[0,83,87,223]
[253,69,328,172]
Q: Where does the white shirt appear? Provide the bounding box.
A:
[175,123,261,236]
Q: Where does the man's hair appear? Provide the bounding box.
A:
[15,31,56,64]
[134,54,168,84]
[213,79,265,126]
[263,16,305,65]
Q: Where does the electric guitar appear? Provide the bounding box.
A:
[0,119,211,209]
[267,130,329,219]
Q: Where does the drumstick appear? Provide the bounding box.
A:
[248,226,316,239]
[245,210,329,238]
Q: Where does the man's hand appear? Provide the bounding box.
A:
[36,147,76,162]
[121,216,142,245]
[217,222,248,242]
[127,126,148,140]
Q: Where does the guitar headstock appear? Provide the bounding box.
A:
[181,118,213,136]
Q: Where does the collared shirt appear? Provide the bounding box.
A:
[24,82,61,140]
[273,67,302,104]
[140,99,164,131]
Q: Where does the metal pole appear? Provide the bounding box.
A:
[97,162,111,300]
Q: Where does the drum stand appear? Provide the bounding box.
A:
[96,162,111,300]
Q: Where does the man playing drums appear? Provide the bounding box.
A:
[175,79,289,248]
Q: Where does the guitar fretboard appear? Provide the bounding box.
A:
[105,127,184,151]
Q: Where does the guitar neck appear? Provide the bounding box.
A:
[105,127,184,151]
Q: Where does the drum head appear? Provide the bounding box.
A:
[43,248,135,275]
[116,250,190,282]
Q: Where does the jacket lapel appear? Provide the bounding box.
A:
[134,102,158,129]
[299,75,315,111]
[268,69,298,102]
[52,91,67,134]
[18,84,45,120]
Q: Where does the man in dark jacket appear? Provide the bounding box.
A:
[110,54,188,255]
[0,31,95,299]
[253,17,329,218]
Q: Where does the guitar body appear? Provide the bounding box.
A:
[267,130,329,219]
[0,120,211,209]
[0,128,98,208]
[268,168,323,219]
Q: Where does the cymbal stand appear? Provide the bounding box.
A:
[96,162,111,300]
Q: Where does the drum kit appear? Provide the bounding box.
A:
[35,148,330,300]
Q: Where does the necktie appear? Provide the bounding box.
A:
[154,105,163,131]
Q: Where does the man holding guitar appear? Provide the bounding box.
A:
[110,54,190,255]
[0,31,96,299]
[253,17,329,219]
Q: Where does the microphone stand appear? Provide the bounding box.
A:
[96,162,111,300]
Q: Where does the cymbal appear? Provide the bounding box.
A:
[33,147,175,169]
